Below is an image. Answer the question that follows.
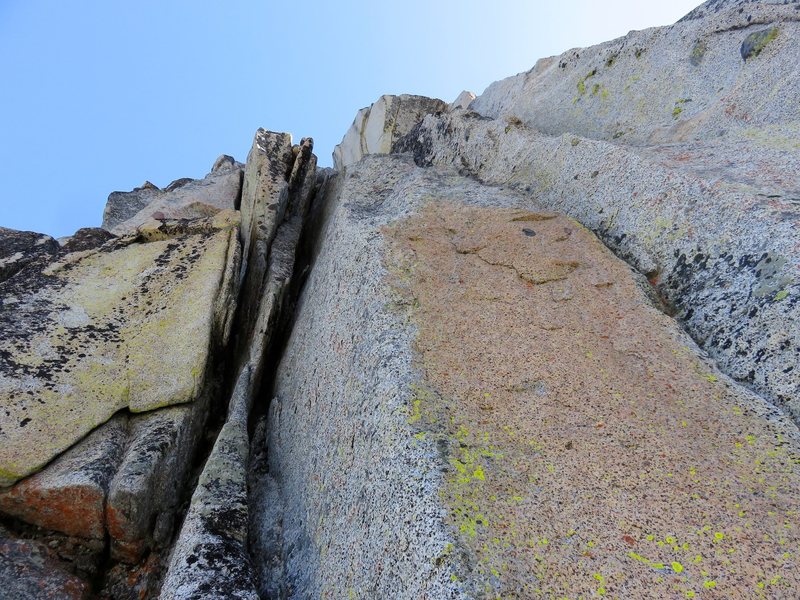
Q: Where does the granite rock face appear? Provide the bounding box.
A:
[0,226,59,283]
[332,94,448,171]
[259,156,465,599]
[394,0,800,424]
[680,0,800,21]
[0,129,312,596]
[449,90,476,111]
[2,1,800,597]
[0,415,127,540]
[0,211,240,487]
[396,110,800,422]
[470,1,800,149]
[161,135,318,600]
[260,153,800,598]
[102,156,243,234]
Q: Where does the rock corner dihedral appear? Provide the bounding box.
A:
[1,1,799,598]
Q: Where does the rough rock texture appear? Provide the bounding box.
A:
[161,134,317,599]
[105,396,216,563]
[332,94,448,171]
[61,228,116,254]
[236,130,294,344]
[0,210,240,487]
[449,90,476,111]
[393,1,800,423]
[261,155,464,598]
[0,527,91,599]
[102,156,243,234]
[158,369,259,600]
[0,415,127,540]
[0,226,59,283]
[263,153,800,598]
[680,0,800,22]
[470,1,800,149]
[2,2,800,597]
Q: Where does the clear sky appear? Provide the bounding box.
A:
[0,0,702,238]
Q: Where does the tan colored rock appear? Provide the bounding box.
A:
[0,210,240,487]
[262,154,800,598]
[395,101,800,424]
[387,201,800,597]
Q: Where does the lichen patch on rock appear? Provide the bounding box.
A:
[386,202,800,598]
[0,213,239,486]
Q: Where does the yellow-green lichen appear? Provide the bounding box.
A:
[742,27,779,61]
[576,69,597,96]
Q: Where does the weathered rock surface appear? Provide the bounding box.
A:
[680,0,799,22]
[260,155,463,598]
[102,156,243,234]
[0,526,91,599]
[393,0,800,424]
[262,153,800,598]
[0,414,127,540]
[0,226,59,283]
[471,1,800,149]
[236,130,294,345]
[105,397,217,563]
[2,1,799,597]
[0,210,240,487]
[161,134,318,599]
[159,368,259,600]
[396,112,800,421]
[449,90,476,111]
[332,94,448,171]
[60,228,116,254]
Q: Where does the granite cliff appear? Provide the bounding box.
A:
[1,1,799,598]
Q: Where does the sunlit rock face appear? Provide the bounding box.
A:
[332,94,448,171]
[1,1,799,598]
[396,0,800,424]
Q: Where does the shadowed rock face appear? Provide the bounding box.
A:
[0,226,59,283]
[159,136,318,600]
[0,527,92,600]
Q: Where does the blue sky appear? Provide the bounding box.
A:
[0,0,701,238]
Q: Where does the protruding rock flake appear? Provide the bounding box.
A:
[332,94,448,170]
[449,90,476,111]
[2,1,800,597]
